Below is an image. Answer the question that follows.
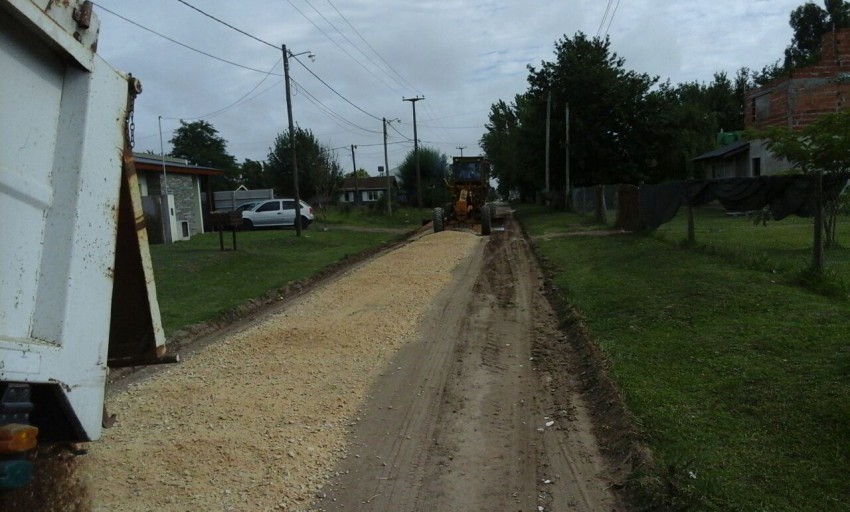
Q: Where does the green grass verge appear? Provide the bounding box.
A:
[656,207,850,284]
[313,205,433,230]
[150,227,402,335]
[516,204,850,511]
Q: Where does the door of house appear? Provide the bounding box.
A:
[752,157,761,177]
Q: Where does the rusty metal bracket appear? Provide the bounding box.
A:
[72,1,93,29]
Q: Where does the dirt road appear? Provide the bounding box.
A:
[316,215,622,511]
[3,214,623,512]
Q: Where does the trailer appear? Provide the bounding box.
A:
[0,0,172,489]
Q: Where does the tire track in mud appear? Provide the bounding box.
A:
[317,214,623,512]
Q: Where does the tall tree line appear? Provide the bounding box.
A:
[169,120,343,202]
[480,34,750,200]
[481,1,850,201]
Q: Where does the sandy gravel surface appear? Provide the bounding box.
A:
[80,230,481,511]
[317,214,623,512]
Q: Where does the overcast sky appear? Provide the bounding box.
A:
[95,0,802,177]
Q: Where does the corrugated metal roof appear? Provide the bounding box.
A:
[691,140,750,162]
[132,152,223,176]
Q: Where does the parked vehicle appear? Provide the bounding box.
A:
[0,0,172,490]
[241,199,314,230]
[233,202,257,214]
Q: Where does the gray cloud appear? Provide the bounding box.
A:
[97,0,803,176]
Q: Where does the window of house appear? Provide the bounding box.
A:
[752,157,761,177]
[367,190,382,201]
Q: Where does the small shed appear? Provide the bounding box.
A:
[692,139,751,179]
[133,153,223,241]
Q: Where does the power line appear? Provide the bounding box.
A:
[324,0,420,95]
[285,0,402,96]
[163,58,283,121]
[175,0,277,49]
[419,123,484,130]
[94,3,283,75]
[303,0,404,95]
[291,55,382,121]
[603,0,622,38]
[291,78,382,134]
[388,121,413,142]
[98,1,414,166]
[596,0,614,38]
[167,0,391,124]
[102,2,384,127]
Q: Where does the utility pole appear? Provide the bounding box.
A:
[456,145,466,157]
[565,103,571,210]
[157,115,173,244]
[383,117,393,215]
[545,91,551,195]
[403,96,424,208]
[282,44,302,236]
[157,116,170,195]
[350,144,359,206]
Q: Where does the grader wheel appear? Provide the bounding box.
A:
[433,207,445,233]
[481,203,492,236]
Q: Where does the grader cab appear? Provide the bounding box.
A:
[432,156,493,235]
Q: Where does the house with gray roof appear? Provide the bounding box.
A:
[133,153,223,242]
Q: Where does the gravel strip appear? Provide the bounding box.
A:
[80,230,479,511]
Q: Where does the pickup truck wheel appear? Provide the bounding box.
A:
[301,217,311,229]
[242,219,253,231]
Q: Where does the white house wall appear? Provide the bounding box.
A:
[749,139,792,176]
[191,175,203,235]
[339,189,385,203]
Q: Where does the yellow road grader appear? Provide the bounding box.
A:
[432,156,493,235]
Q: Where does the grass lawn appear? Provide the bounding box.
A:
[312,205,434,230]
[150,226,404,335]
[516,204,850,511]
[656,206,850,282]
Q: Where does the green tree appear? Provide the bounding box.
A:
[396,146,449,208]
[751,61,786,86]
[639,81,716,182]
[481,97,527,200]
[266,127,340,202]
[482,34,764,198]
[169,120,238,190]
[755,109,850,246]
[311,153,343,228]
[240,158,267,189]
[784,0,850,69]
[346,169,370,178]
[526,33,661,188]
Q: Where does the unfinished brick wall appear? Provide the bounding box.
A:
[746,28,850,131]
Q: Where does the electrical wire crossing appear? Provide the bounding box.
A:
[93,3,283,75]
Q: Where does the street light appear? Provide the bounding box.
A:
[282,44,314,236]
